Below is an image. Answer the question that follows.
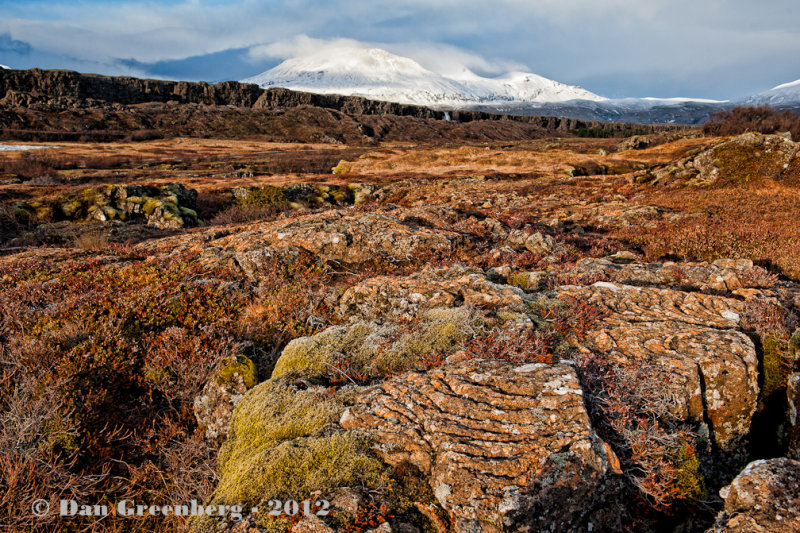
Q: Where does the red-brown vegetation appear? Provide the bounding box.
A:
[704,106,800,140]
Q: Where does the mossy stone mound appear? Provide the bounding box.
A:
[272,307,480,382]
[53,183,198,228]
[213,381,382,507]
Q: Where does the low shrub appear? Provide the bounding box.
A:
[210,204,284,225]
[704,106,800,140]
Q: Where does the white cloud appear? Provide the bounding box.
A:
[248,35,530,79]
[1,0,798,98]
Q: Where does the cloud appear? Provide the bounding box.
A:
[0,33,32,55]
[248,35,529,79]
[0,0,797,98]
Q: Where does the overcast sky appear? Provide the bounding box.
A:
[0,0,798,99]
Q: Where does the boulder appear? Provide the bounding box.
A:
[561,283,758,454]
[506,230,556,255]
[708,458,800,533]
[337,265,528,323]
[210,210,465,266]
[341,358,621,533]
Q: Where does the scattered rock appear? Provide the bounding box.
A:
[708,458,800,533]
[506,229,556,255]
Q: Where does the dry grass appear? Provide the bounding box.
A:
[617,185,800,279]
[346,144,631,176]
[72,229,110,250]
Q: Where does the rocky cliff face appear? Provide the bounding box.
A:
[0,68,684,142]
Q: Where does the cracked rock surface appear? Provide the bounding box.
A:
[341,358,621,533]
[561,282,759,453]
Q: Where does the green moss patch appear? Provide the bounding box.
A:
[237,186,289,208]
[272,307,481,382]
[216,355,258,389]
[214,381,382,507]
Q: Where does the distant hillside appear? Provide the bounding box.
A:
[0,68,686,143]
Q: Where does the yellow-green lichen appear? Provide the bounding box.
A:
[214,381,382,508]
[272,307,480,382]
[672,443,708,501]
[216,355,258,389]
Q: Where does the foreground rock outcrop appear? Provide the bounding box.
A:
[341,358,621,533]
[562,282,759,456]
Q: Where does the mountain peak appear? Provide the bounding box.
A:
[242,45,606,107]
[742,78,800,107]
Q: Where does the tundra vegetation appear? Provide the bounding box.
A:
[1,105,800,532]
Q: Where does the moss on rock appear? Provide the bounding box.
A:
[272,307,480,382]
[332,160,351,174]
[236,185,289,208]
[215,354,258,389]
[214,381,382,508]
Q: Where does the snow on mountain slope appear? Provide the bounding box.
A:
[242,46,606,107]
[741,79,800,107]
[0,64,9,70]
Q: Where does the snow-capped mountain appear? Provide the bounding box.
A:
[243,45,800,124]
[0,64,10,70]
[740,79,800,107]
[243,46,605,107]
